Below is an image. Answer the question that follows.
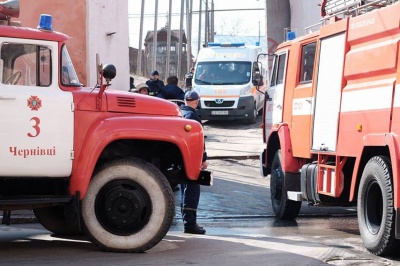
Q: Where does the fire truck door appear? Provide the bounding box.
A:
[0,40,74,177]
[265,52,287,138]
[312,33,346,152]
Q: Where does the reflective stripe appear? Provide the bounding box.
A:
[182,207,197,211]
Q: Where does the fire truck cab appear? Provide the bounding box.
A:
[258,0,400,256]
[0,0,211,253]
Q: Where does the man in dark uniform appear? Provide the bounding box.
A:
[184,67,195,91]
[180,90,208,234]
[157,75,184,102]
[146,70,165,96]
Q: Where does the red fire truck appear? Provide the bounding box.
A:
[258,0,400,256]
[0,0,210,252]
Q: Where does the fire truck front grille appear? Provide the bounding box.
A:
[117,97,136,108]
[204,100,234,108]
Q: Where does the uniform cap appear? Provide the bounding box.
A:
[136,83,149,91]
[151,70,159,76]
[184,90,200,101]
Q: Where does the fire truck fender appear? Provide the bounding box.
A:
[69,116,204,199]
[350,133,400,208]
[267,123,301,173]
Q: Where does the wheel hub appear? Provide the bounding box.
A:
[95,179,152,235]
[365,179,383,235]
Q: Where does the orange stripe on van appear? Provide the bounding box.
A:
[200,95,240,98]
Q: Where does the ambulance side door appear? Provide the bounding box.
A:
[0,39,74,177]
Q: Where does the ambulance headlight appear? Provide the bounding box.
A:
[240,86,251,96]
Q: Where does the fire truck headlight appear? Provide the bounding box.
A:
[240,86,251,96]
[184,125,192,132]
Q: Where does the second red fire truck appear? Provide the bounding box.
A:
[258,0,400,256]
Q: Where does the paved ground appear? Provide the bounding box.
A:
[204,118,263,158]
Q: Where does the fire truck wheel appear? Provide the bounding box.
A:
[33,206,81,235]
[82,158,174,253]
[270,150,301,219]
[358,156,399,256]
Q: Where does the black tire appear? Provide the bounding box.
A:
[357,156,399,256]
[82,158,174,253]
[33,206,80,235]
[246,103,257,124]
[270,150,301,219]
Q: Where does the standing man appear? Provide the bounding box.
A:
[129,76,136,92]
[146,70,164,96]
[185,67,195,91]
[157,75,185,102]
[180,90,208,234]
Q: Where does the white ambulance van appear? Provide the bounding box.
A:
[192,42,266,124]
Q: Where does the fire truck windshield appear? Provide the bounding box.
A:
[194,61,251,85]
[61,45,80,86]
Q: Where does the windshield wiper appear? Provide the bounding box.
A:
[195,79,212,85]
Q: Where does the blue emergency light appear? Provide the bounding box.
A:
[287,31,296,41]
[208,42,222,47]
[230,42,245,47]
[38,14,53,31]
[208,42,245,47]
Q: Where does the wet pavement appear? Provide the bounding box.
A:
[1,163,398,265]
[203,118,263,158]
[1,116,400,264]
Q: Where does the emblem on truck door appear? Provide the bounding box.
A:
[215,99,224,104]
[27,96,42,111]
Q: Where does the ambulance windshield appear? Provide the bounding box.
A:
[194,62,251,85]
[61,45,81,86]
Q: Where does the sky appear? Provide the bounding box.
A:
[128,0,265,55]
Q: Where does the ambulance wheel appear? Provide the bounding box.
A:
[247,104,257,124]
[270,150,301,219]
[358,156,399,256]
[82,158,174,253]
[34,206,81,235]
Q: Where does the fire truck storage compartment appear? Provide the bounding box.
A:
[300,162,321,204]
[312,32,346,152]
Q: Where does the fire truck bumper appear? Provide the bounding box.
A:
[198,95,255,120]
[188,170,213,186]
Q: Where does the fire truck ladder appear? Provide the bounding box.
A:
[323,0,398,18]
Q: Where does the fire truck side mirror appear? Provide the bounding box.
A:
[102,64,116,82]
[252,73,264,87]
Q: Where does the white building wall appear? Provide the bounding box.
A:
[87,0,129,91]
[290,0,322,36]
